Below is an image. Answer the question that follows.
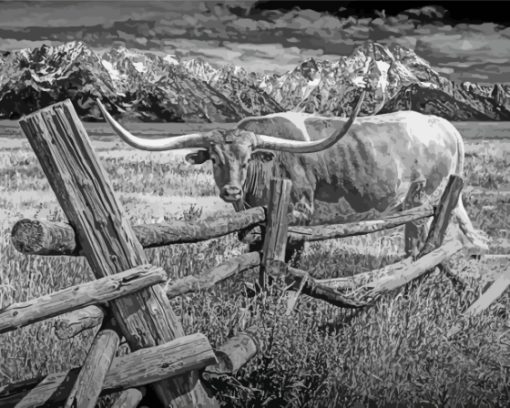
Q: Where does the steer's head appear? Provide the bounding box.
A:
[183,129,266,202]
[96,91,365,204]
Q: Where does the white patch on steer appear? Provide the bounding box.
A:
[261,111,315,141]
[299,110,454,149]
[405,115,444,148]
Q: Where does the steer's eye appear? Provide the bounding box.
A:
[242,163,248,169]
[211,157,217,165]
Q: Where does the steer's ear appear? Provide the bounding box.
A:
[251,151,275,162]
[185,149,210,165]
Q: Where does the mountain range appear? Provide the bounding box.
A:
[1,40,509,122]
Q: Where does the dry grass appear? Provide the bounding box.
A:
[0,122,509,407]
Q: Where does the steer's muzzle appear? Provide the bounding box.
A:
[220,185,242,202]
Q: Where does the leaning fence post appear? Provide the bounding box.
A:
[260,178,292,290]
[18,100,217,408]
[419,175,464,257]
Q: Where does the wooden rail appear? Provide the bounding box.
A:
[0,334,217,408]
[361,239,464,299]
[0,265,165,334]
[11,207,266,256]
[319,239,464,291]
[11,204,434,256]
[289,204,434,243]
[166,252,261,298]
[284,263,366,308]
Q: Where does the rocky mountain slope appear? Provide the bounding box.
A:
[257,42,510,119]
[0,41,282,122]
[0,40,509,122]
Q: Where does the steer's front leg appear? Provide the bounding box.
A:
[287,193,314,265]
[291,192,314,226]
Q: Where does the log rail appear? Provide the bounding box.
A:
[11,204,434,256]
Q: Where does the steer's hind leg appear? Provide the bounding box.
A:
[454,196,490,253]
[403,177,429,258]
[287,194,313,266]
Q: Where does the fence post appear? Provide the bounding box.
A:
[18,100,217,407]
[419,175,464,257]
[260,178,292,290]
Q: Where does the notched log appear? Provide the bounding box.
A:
[203,325,265,380]
[0,265,165,334]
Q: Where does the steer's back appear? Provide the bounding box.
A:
[239,110,462,222]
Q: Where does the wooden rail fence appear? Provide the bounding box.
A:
[0,99,497,407]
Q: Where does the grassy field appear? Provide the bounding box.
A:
[1,120,510,407]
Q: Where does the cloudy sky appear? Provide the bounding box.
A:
[1,1,509,83]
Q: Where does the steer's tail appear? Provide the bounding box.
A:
[452,126,490,252]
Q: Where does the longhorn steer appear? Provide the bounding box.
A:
[96,94,489,259]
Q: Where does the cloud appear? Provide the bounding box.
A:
[452,62,510,82]
[402,5,447,21]
[1,2,510,82]
[0,38,62,51]
[415,28,510,69]
[0,1,193,28]
[158,38,339,73]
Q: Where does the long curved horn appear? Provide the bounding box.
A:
[96,99,212,151]
[253,89,366,153]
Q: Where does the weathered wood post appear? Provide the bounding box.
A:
[418,175,464,257]
[260,178,292,290]
[64,319,119,408]
[18,100,217,407]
